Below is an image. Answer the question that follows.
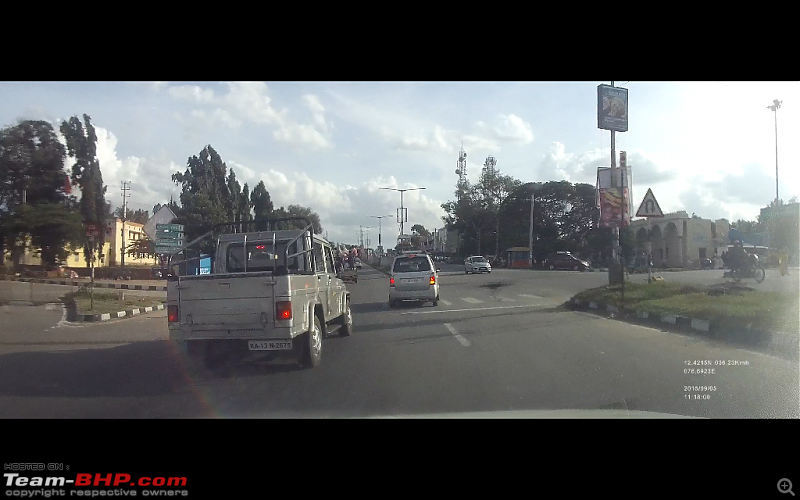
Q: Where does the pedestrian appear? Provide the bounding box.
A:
[780,247,789,277]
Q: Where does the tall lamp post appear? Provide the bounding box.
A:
[369,214,393,264]
[380,186,426,241]
[767,99,782,204]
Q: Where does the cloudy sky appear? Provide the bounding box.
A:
[1,81,797,245]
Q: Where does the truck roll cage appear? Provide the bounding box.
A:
[166,217,317,276]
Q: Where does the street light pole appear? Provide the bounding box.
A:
[380,186,426,243]
[529,194,535,269]
[767,99,782,204]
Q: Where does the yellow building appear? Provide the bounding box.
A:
[4,217,157,268]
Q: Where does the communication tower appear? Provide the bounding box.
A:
[455,144,468,200]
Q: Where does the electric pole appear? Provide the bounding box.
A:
[529,194,535,268]
[120,181,130,271]
[767,99,782,204]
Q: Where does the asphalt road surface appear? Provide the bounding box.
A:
[0,265,796,418]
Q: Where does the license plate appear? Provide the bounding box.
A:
[402,278,416,284]
[248,340,294,351]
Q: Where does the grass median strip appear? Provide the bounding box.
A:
[574,282,799,334]
[66,289,165,316]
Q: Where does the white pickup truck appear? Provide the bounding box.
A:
[167,218,353,373]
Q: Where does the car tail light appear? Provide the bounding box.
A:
[429,275,435,285]
[276,301,292,320]
[168,305,179,323]
[390,277,395,287]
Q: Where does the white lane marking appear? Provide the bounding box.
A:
[462,297,483,304]
[444,322,470,347]
[441,300,452,306]
[497,297,516,302]
[401,304,549,315]
[518,293,544,299]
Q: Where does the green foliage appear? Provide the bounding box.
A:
[0,119,83,268]
[60,115,107,266]
[169,145,323,256]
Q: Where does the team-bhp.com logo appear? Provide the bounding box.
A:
[5,473,188,497]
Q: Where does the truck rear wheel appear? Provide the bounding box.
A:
[339,301,353,337]
[300,315,323,368]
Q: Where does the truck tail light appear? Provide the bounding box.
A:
[168,305,179,323]
[276,301,292,320]
[390,277,395,287]
[429,275,435,285]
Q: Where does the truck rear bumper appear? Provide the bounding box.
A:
[169,325,294,341]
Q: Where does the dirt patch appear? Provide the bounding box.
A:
[480,282,510,290]
[706,282,755,296]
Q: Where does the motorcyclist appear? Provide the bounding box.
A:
[729,241,750,276]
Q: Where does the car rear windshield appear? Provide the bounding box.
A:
[393,256,431,273]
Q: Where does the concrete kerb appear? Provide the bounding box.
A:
[568,297,798,358]
[69,303,165,323]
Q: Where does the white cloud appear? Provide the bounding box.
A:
[165,82,332,150]
[168,85,215,103]
[477,114,534,144]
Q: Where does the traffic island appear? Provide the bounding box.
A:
[63,289,166,322]
[9,276,167,291]
[568,282,799,358]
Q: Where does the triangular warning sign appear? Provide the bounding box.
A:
[636,188,664,218]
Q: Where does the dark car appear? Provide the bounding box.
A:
[546,252,590,271]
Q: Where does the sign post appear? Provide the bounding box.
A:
[636,188,664,283]
[155,224,185,271]
[597,82,629,288]
[85,223,101,311]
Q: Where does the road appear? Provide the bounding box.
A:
[0,264,796,418]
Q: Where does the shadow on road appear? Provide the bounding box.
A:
[0,340,304,398]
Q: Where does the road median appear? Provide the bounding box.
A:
[568,282,799,358]
[63,289,166,323]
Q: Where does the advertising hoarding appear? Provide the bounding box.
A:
[597,84,628,132]
[596,165,633,228]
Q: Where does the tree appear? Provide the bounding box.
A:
[114,207,149,224]
[271,205,323,234]
[171,145,233,254]
[410,224,429,237]
[60,115,108,268]
[251,181,273,222]
[0,119,83,268]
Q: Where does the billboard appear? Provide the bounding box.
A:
[596,166,633,228]
[597,85,628,132]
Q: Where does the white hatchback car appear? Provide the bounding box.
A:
[464,255,492,274]
[389,253,440,307]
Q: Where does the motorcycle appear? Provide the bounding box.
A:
[729,254,766,283]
